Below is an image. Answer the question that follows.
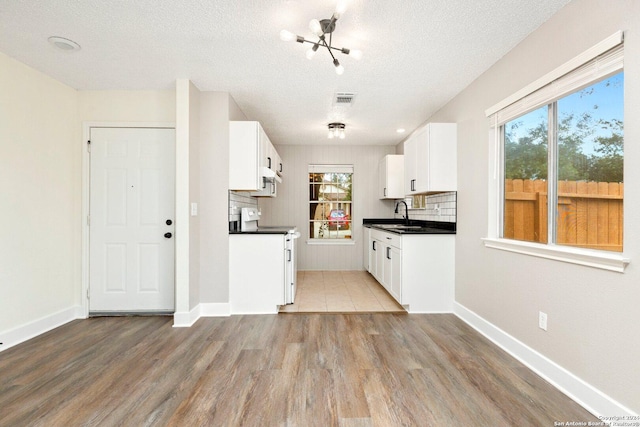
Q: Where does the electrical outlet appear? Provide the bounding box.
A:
[539,311,548,331]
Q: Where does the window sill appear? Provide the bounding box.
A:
[482,238,630,273]
[307,239,356,246]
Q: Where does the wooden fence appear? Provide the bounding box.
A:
[504,179,623,252]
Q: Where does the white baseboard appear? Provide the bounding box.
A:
[199,303,231,317]
[0,306,84,352]
[453,302,636,418]
[173,303,230,327]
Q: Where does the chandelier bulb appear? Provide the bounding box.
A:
[279,30,295,42]
[334,59,345,75]
[334,0,348,19]
[350,49,363,60]
[309,19,323,37]
[306,48,316,60]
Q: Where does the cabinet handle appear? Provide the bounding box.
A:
[386,247,391,259]
[411,179,416,192]
[267,157,272,169]
[279,163,283,173]
[372,241,376,251]
[271,182,275,194]
[287,249,291,262]
[384,187,387,197]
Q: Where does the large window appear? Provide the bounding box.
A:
[485,34,628,271]
[503,72,623,251]
[309,165,353,240]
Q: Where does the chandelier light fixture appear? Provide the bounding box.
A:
[280,1,362,75]
[328,123,346,139]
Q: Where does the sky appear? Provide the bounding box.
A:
[506,72,624,155]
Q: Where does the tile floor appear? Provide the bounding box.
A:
[280,270,405,313]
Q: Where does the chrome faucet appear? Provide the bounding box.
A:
[394,200,410,225]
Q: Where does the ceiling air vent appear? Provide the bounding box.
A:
[333,92,357,106]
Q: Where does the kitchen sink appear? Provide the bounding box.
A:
[375,224,425,230]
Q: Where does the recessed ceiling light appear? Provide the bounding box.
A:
[396,128,406,133]
[48,36,81,52]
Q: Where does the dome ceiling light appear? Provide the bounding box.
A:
[48,36,81,52]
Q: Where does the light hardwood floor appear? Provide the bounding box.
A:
[280,271,405,313]
[0,313,598,426]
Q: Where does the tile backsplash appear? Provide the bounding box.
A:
[228,191,258,222]
[396,191,457,223]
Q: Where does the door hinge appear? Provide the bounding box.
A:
[87,140,91,152]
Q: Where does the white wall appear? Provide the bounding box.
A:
[259,145,396,270]
[0,52,80,335]
[78,90,175,123]
[188,83,201,309]
[419,0,640,412]
[198,92,247,304]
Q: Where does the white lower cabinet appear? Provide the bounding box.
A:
[229,234,286,314]
[363,226,370,271]
[367,227,454,313]
[384,245,402,302]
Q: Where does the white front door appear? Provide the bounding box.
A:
[89,127,175,312]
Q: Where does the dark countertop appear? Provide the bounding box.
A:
[363,218,456,235]
[229,225,296,235]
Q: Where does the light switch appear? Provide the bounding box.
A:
[191,203,198,216]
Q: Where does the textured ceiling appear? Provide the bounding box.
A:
[0,0,571,146]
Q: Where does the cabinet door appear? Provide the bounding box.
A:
[381,244,401,303]
[363,228,370,271]
[382,245,392,291]
[374,239,385,283]
[229,121,261,190]
[274,149,283,176]
[414,127,429,193]
[369,236,377,274]
[258,125,270,170]
[389,246,402,302]
[380,155,405,199]
[404,136,417,195]
[378,157,387,199]
[427,123,457,191]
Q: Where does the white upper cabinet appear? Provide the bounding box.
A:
[404,123,457,195]
[378,154,404,199]
[229,121,283,191]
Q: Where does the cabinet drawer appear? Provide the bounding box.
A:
[370,229,402,249]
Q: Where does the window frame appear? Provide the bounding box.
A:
[482,32,629,272]
[307,164,355,245]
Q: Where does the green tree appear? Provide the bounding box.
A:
[588,118,623,182]
[557,112,592,181]
[504,119,548,180]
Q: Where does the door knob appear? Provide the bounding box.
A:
[164,232,172,238]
